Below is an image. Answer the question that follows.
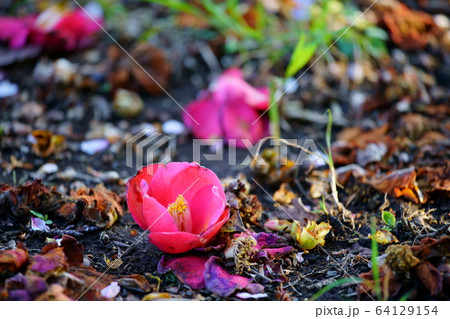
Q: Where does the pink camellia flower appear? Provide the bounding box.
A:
[126,162,229,254]
[183,68,269,148]
[0,4,102,51]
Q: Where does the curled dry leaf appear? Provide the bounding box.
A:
[0,180,64,219]
[397,113,436,140]
[68,267,151,300]
[333,124,394,166]
[410,236,450,260]
[0,247,28,273]
[417,163,450,193]
[375,1,442,51]
[367,236,450,297]
[359,264,402,298]
[30,130,65,157]
[27,247,68,275]
[368,229,399,245]
[224,177,263,226]
[42,235,84,267]
[367,167,425,204]
[273,183,296,205]
[71,185,123,228]
[117,274,152,293]
[414,261,443,296]
[336,164,368,185]
[290,220,332,250]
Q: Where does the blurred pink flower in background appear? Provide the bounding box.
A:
[0,3,102,51]
[183,68,270,148]
[126,162,229,254]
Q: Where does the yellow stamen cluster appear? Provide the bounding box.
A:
[168,195,188,230]
[234,236,258,274]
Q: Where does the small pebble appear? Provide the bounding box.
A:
[80,139,110,155]
[162,119,185,135]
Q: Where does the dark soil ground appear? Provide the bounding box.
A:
[1,0,449,301]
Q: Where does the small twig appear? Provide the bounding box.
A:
[415,224,450,241]
[112,241,131,248]
[287,282,303,297]
[248,268,272,283]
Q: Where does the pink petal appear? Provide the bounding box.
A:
[221,68,243,78]
[198,207,229,242]
[149,162,223,207]
[9,28,30,49]
[182,97,223,140]
[236,292,268,299]
[30,217,50,232]
[204,256,252,297]
[100,282,120,299]
[215,68,269,110]
[126,164,164,229]
[247,87,270,110]
[189,184,226,234]
[148,231,202,254]
[0,16,35,49]
[157,255,209,289]
[222,101,269,148]
[142,194,178,233]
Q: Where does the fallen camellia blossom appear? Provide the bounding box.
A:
[183,68,269,148]
[0,4,102,52]
[126,162,229,253]
[290,220,331,250]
